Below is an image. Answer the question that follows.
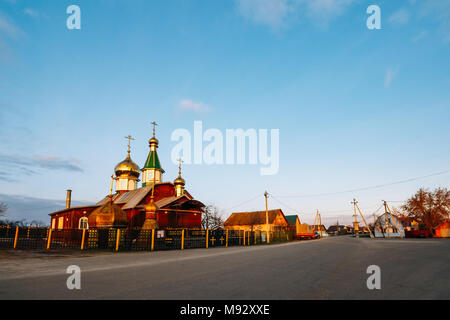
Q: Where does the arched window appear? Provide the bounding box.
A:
[79,217,89,230]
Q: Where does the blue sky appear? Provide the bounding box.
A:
[0,0,449,225]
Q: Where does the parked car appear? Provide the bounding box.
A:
[405,229,431,238]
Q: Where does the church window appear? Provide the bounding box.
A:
[58,217,64,229]
[79,217,89,230]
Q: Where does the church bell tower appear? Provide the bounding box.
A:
[142,121,165,187]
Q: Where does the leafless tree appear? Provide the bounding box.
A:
[202,205,224,230]
[401,188,450,232]
[0,202,7,219]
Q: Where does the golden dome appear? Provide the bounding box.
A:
[149,137,159,147]
[145,199,158,213]
[174,176,185,186]
[88,201,128,229]
[114,154,140,178]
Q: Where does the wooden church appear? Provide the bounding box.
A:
[48,123,205,230]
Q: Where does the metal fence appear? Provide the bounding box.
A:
[0,226,296,252]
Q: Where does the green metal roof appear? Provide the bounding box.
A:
[285,215,299,225]
[143,150,164,172]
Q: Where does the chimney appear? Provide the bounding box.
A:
[66,189,72,209]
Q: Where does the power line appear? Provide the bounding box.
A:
[224,193,262,212]
[272,169,450,199]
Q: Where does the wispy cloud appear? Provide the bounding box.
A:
[237,0,357,30]
[301,0,356,27]
[179,99,211,113]
[237,0,298,30]
[384,67,399,88]
[419,0,450,42]
[388,8,411,26]
[412,30,428,42]
[0,154,84,181]
[24,8,39,18]
[0,12,20,38]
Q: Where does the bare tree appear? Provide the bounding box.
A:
[0,202,7,219]
[202,205,224,230]
[401,188,450,233]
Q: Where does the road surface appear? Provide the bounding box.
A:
[0,236,449,299]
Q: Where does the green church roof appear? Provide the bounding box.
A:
[143,150,165,172]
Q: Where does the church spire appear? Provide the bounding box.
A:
[174,158,185,197]
[142,121,165,187]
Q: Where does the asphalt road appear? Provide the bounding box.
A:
[0,236,449,299]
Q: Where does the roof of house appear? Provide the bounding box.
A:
[224,209,287,226]
[48,205,99,216]
[285,215,300,225]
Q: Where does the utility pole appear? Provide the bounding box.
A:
[351,199,359,238]
[355,200,374,238]
[264,191,270,244]
[383,200,400,234]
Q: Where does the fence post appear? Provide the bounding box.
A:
[206,229,209,248]
[181,229,185,250]
[248,231,250,246]
[151,229,155,251]
[46,228,52,250]
[243,231,246,246]
[81,229,86,250]
[115,229,121,252]
[226,229,228,248]
[13,226,19,249]
[254,231,257,245]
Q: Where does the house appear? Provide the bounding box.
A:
[285,215,302,235]
[327,225,349,235]
[435,221,450,238]
[224,209,289,232]
[398,216,420,231]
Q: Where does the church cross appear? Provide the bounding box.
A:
[151,121,158,137]
[177,157,184,175]
[124,135,135,154]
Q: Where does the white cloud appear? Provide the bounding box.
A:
[0,13,19,38]
[384,67,399,88]
[420,0,450,42]
[237,0,297,30]
[412,30,428,42]
[388,8,411,26]
[300,0,356,26]
[237,0,356,30]
[24,8,39,18]
[179,99,210,113]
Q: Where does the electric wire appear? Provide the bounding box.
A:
[271,169,450,199]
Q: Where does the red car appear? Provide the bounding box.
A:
[405,229,431,238]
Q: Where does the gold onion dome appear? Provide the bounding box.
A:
[88,201,128,229]
[174,175,185,186]
[145,199,158,213]
[114,154,140,178]
[149,136,159,147]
